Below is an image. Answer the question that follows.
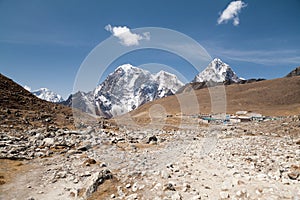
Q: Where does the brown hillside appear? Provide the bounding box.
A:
[124,76,300,126]
[0,73,74,130]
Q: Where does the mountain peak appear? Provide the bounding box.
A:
[35,87,49,92]
[115,63,139,73]
[154,70,176,79]
[285,66,300,77]
[32,88,64,103]
[193,58,240,83]
[212,58,225,67]
[91,64,184,117]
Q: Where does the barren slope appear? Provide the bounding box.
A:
[125,76,300,125]
[0,73,74,130]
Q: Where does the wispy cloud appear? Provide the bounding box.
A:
[210,47,300,66]
[105,24,150,46]
[217,0,247,26]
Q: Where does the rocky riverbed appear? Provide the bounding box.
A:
[0,117,300,200]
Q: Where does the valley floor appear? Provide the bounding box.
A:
[0,117,300,200]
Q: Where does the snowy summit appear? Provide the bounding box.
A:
[32,88,64,103]
[93,64,184,117]
[193,58,240,83]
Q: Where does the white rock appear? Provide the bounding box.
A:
[256,173,267,180]
[236,190,242,197]
[57,171,67,178]
[220,191,229,199]
[161,170,171,179]
[191,195,201,200]
[125,193,138,200]
[283,190,293,198]
[171,191,182,200]
[153,183,162,190]
[255,189,262,196]
[43,138,55,146]
[282,178,290,185]
[227,164,234,169]
[221,180,232,191]
[132,182,138,192]
[241,188,247,194]
[117,186,125,198]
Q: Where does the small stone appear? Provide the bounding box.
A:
[204,186,211,189]
[182,183,191,192]
[77,144,91,151]
[288,172,299,180]
[132,182,138,192]
[37,191,44,194]
[282,178,290,185]
[83,158,96,166]
[81,171,91,177]
[57,171,67,178]
[126,183,131,188]
[221,180,232,191]
[70,189,78,197]
[164,183,176,191]
[220,191,229,199]
[161,170,171,179]
[43,138,55,146]
[125,193,138,200]
[166,163,174,168]
[153,183,162,190]
[256,173,267,180]
[183,183,190,188]
[283,190,293,198]
[191,195,201,200]
[117,186,125,198]
[236,190,242,197]
[100,162,107,167]
[255,188,263,196]
[139,184,145,190]
[226,164,234,169]
[111,194,116,198]
[148,136,158,144]
[171,191,182,200]
[241,188,247,194]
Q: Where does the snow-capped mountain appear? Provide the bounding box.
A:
[93,64,184,117]
[193,58,240,83]
[154,70,184,98]
[65,64,184,118]
[32,88,64,103]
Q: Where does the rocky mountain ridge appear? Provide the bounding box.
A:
[32,88,64,103]
[63,64,184,118]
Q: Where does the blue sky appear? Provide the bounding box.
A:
[0,0,299,99]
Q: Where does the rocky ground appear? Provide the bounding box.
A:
[0,116,300,200]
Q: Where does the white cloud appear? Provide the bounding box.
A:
[24,85,31,91]
[105,24,150,46]
[217,0,247,26]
